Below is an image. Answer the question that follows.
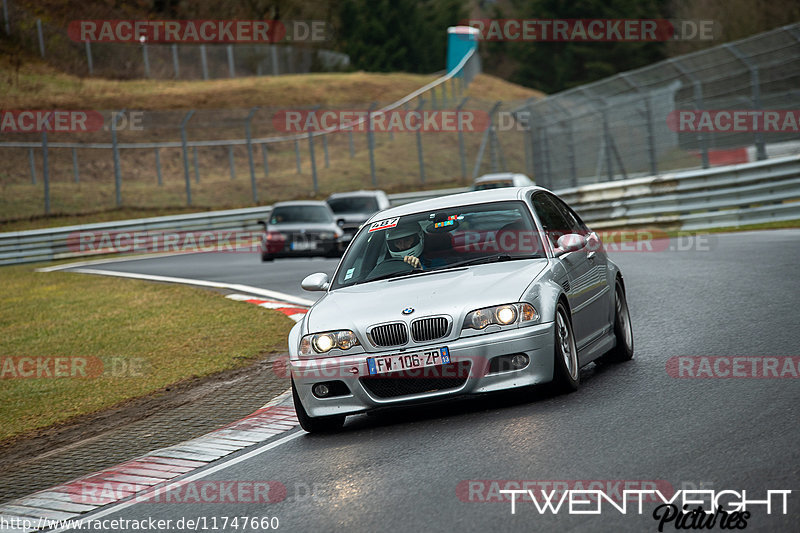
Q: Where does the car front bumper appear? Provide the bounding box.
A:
[291,321,556,418]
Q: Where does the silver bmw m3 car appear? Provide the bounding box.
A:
[290,187,634,432]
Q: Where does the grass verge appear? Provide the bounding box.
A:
[0,265,294,443]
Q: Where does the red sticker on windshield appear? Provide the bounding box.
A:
[368,217,399,232]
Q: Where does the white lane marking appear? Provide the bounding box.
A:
[48,431,304,532]
[65,268,315,307]
[36,252,198,272]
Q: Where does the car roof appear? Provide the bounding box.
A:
[326,190,385,198]
[369,186,548,221]
[272,200,329,208]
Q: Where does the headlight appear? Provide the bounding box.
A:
[300,330,360,355]
[463,303,538,330]
[318,232,335,240]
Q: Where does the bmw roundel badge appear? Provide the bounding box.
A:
[402,307,414,315]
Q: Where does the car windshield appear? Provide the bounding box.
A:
[327,196,379,214]
[474,180,513,191]
[270,205,332,224]
[331,201,545,289]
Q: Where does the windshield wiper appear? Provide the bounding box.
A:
[439,254,539,270]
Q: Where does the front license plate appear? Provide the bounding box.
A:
[367,347,451,376]
[291,240,317,251]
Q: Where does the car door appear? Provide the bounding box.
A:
[548,193,611,349]
[531,193,598,350]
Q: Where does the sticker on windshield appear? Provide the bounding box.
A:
[345,268,355,280]
[368,217,400,232]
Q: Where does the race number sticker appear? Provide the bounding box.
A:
[368,217,400,232]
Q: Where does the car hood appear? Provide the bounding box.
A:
[305,259,548,335]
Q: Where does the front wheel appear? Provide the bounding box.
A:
[292,379,345,433]
[551,302,580,393]
[605,281,634,363]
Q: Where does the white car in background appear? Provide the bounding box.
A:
[472,172,535,191]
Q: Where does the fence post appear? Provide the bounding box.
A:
[42,129,50,214]
[142,43,150,78]
[323,134,330,168]
[228,145,236,179]
[155,148,162,186]
[200,44,209,80]
[28,148,36,184]
[472,127,490,180]
[670,59,708,169]
[172,44,180,78]
[348,128,355,158]
[415,99,426,185]
[642,96,657,176]
[270,46,279,75]
[308,130,318,194]
[294,139,302,173]
[367,102,377,187]
[36,19,44,57]
[487,102,501,172]
[245,107,259,203]
[227,45,236,78]
[620,74,657,176]
[180,110,195,206]
[85,40,94,75]
[601,109,614,181]
[261,144,269,176]
[724,43,766,161]
[111,109,124,206]
[541,124,552,188]
[192,146,200,183]
[3,0,9,35]
[72,147,79,183]
[457,97,469,182]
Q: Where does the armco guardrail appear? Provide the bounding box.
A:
[1,156,799,265]
[0,188,463,265]
[559,154,800,230]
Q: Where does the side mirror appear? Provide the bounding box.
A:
[257,220,267,231]
[301,272,330,292]
[336,218,346,228]
[554,233,586,256]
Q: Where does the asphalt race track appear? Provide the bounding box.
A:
[59,230,800,532]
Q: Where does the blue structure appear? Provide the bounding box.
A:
[446,26,479,75]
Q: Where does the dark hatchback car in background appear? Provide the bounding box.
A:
[326,190,391,238]
[260,201,346,261]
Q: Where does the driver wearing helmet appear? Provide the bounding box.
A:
[385,221,427,269]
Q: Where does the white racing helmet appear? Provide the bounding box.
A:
[385,221,424,259]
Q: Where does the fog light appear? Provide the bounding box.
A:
[511,354,529,369]
[313,383,330,398]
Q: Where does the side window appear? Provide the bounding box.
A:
[531,194,570,248]
[547,193,587,235]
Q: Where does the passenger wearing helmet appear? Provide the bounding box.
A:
[385,221,427,269]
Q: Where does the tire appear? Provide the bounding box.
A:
[261,253,274,262]
[551,301,580,393]
[292,379,345,433]
[605,280,634,362]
